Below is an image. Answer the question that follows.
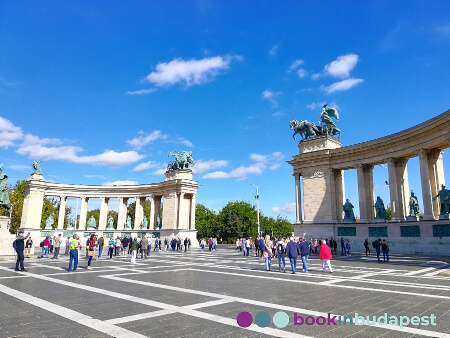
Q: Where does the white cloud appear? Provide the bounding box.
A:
[272,112,284,117]
[269,45,279,56]
[261,90,281,105]
[271,203,296,214]
[102,180,138,186]
[193,159,228,174]
[85,174,108,179]
[296,69,307,78]
[202,152,284,180]
[126,130,168,150]
[7,164,29,172]
[132,161,160,172]
[154,168,166,175]
[321,78,364,94]
[126,88,157,95]
[0,117,23,148]
[178,138,193,147]
[323,54,360,78]
[289,59,304,71]
[306,102,326,110]
[21,134,63,146]
[144,55,238,87]
[311,73,321,80]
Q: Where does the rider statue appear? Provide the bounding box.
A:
[0,164,11,211]
[374,196,387,220]
[343,199,356,222]
[409,191,420,216]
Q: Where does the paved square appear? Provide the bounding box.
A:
[1,247,449,337]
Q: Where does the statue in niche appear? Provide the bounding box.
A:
[156,214,162,229]
[86,215,97,229]
[66,216,75,229]
[44,215,54,229]
[141,217,148,229]
[343,199,355,222]
[433,184,450,216]
[30,160,42,175]
[0,164,11,211]
[374,196,386,219]
[124,216,132,229]
[107,216,115,229]
[409,191,419,216]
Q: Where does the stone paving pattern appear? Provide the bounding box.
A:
[0,246,449,337]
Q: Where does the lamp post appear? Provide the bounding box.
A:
[251,184,260,236]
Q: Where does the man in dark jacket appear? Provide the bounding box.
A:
[286,237,301,274]
[372,238,382,261]
[298,238,310,273]
[13,231,31,271]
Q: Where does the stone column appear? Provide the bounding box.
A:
[365,165,375,222]
[176,193,182,229]
[333,169,345,222]
[134,197,145,229]
[395,158,409,220]
[428,149,445,218]
[356,165,368,223]
[79,197,89,230]
[20,175,46,229]
[387,158,400,222]
[117,197,128,230]
[57,196,67,230]
[190,194,196,230]
[153,196,162,230]
[162,192,177,229]
[149,196,155,230]
[294,173,302,224]
[417,149,434,220]
[98,197,109,231]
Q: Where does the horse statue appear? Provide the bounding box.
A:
[289,120,319,140]
[167,151,194,171]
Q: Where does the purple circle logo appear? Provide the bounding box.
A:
[237,312,253,327]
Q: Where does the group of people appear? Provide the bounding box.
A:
[199,238,217,251]
[364,238,390,262]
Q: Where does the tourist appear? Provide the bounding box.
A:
[262,235,273,271]
[115,237,121,256]
[177,238,181,251]
[68,234,81,271]
[154,238,159,251]
[147,236,152,256]
[49,236,54,253]
[235,238,240,251]
[329,237,337,255]
[254,237,260,256]
[340,237,346,256]
[188,238,191,250]
[87,234,95,270]
[364,238,371,256]
[271,237,277,258]
[97,235,104,258]
[130,237,138,264]
[276,237,286,273]
[213,238,217,251]
[85,237,90,259]
[13,231,31,271]
[200,238,205,250]
[184,237,189,252]
[246,238,252,256]
[158,239,162,250]
[286,236,300,274]
[319,239,333,273]
[239,239,243,252]
[38,235,50,259]
[346,239,351,256]
[313,239,318,254]
[299,237,310,273]
[122,235,129,258]
[309,238,314,254]
[52,234,62,259]
[372,238,382,261]
[64,237,70,255]
[25,236,33,258]
[382,239,390,262]
[108,237,115,259]
[141,236,148,259]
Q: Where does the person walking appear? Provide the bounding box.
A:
[154,238,159,251]
[340,237,346,256]
[286,236,300,274]
[147,236,152,256]
[299,237,310,273]
[122,236,129,258]
[382,239,390,262]
[87,234,95,270]
[364,238,371,256]
[262,235,273,272]
[115,237,121,256]
[13,231,31,271]
[372,238,382,261]
[130,237,138,264]
[141,236,148,259]
[25,236,33,258]
[108,237,115,259]
[319,239,333,273]
[97,236,104,258]
[184,238,189,252]
[276,238,286,273]
[236,238,240,251]
[346,239,351,256]
[52,234,62,259]
[64,237,70,255]
[313,239,319,254]
[38,236,50,259]
[68,234,81,271]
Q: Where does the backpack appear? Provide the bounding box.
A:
[260,241,265,250]
[12,240,17,252]
[40,241,44,248]
[276,242,285,254]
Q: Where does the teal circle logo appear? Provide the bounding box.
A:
[273,311,289,328]
[254,311,271,327]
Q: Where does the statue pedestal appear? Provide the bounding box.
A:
[298,135,341,154]
[165,169,193,181]
[406,216,420,222]
[373,218,386,223]
[0,216,15,256]
[342,219,355,224]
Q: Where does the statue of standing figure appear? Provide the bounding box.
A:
[433,184,450,216]
[343,199,355,222]
[86,215,97,229]
[374,196,386,220]
[66,216,75,229]
[156,215,162,229]
[409,191,419,216]
[30,160,42,175]
[0,164,11,211]
[44,215,54,229]
[124,216,132,229]
[141,217,148,229]
[107,216,115,229]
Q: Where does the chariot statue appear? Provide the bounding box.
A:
[409,191,419,216]
[0,164,11,211]
[167,151,194,171]
[289,104,340,140]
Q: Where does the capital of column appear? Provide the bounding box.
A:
[414,149,428,158]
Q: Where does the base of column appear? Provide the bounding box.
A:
[439,214,450,220]
[373,218,387,223]
[406,216,420,222]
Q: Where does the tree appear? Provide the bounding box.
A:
[40,197,59,229]
[195,204,219,239]
[217,201,257,242]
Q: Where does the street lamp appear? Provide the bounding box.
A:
[250,184,260,236]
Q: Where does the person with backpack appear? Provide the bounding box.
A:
[130,237,139,264]
[345,239,351,256]
[108,237,115,259]
[364,238,371,256]
[372,238,382,261]
[298,237,310,273]
[25,236,33,258]
[38,236,50,259]
[87,234,95,270]
[340,237,346,256]
[276,238,286,273]
[13,231,31,271]
[382,239,390,262]
[286,236,300,274]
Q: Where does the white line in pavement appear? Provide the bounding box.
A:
[0,283,147,338]
[421,265,450,277]
[403,267,437,276]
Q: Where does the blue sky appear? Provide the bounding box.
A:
[1,1,449,220]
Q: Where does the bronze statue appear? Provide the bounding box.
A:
[409,191,419,216]
[30,160,42,175]
[374,196,386,219]
[0,164,11,211]
[343,199,355,222]
[433,184,450,215]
